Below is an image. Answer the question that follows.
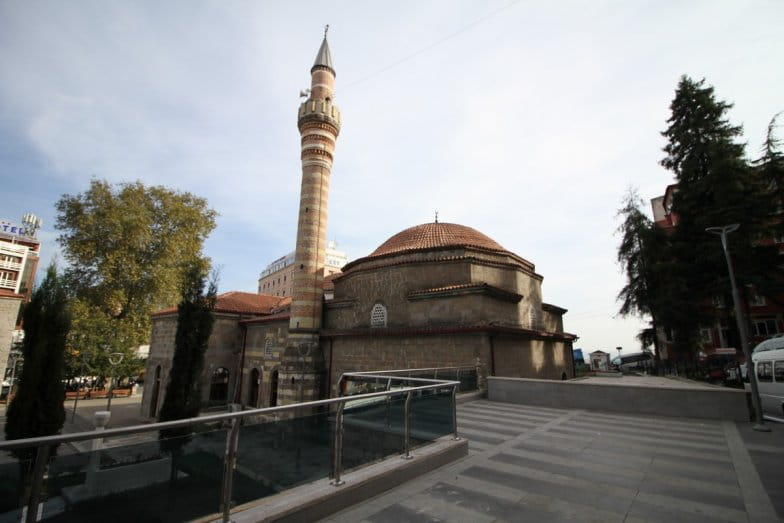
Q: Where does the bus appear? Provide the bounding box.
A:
[610,352,654,374]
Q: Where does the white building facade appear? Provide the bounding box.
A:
[258,241,347,297]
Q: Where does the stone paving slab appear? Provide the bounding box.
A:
[322,399,782,523]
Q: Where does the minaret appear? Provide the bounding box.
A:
[289,29,341,339]
[280,30,341,404]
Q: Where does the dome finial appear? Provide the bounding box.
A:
[435,210,439,224]
[324,24,329,38]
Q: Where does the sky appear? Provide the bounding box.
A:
[1,1,782,356]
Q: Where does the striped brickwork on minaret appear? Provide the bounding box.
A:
[289,36,341,341]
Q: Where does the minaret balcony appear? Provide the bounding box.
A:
[297,99,341,131]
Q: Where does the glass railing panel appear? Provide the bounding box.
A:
[409,387,453,446]
[342,394,406,471]
[342,378,388,397]
[1,378,461,522]
[27,426,228,522]
[233,408,332,505]
[459,370,478,392]
[0,452,32,520]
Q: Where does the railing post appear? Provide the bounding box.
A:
[451,384,460,440]
[402,391,413,460]
[455,368,461,391]
[332,402,345,486]
[385,378,392,428]
[220,415,241,523]
[85,411,111,493]
[25,444,50,523]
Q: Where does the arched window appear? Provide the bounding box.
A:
[264,337,273,357]
[209,367,230,404]
[370,303,387,327]
[249,368,261,408]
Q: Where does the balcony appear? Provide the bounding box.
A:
[0,244,27,256]
[0,260,22,271]
[0,278,18,290]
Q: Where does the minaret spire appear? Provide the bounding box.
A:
[312,29,335,76]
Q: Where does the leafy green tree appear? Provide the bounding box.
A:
[65,300,145,389]
[616,188,668,363]
[660,76,778,360]
[4,264,70,498]
[158,262,217,481]
[56,179,217,374]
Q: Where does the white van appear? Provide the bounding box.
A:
[752,348,784,423]
[753,334,784,354]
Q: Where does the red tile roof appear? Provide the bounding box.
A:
[152,292,290,317]
[368,222,507,258]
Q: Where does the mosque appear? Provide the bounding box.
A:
[141,34,576,417]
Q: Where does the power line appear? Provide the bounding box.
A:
[341,0,524,91]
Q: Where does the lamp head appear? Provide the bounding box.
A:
[706,224,740,236]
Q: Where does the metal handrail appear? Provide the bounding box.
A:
[343,373,457,384]
[2,374,460,523]
[351,366,476,375]
[0,379,457,451]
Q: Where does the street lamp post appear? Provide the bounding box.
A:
[706,224,770,432]
[106,352,124,412]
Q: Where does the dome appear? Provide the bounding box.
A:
[368,222,508,258]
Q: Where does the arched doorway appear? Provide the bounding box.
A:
[270,369,279,407]
[149,365,162,418]
[209,367,230,404]
[249,368,261,408]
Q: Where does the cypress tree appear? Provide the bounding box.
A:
[4,263,70,497]
[157,262,216,470]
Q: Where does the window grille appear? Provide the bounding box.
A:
[370,303,387,327]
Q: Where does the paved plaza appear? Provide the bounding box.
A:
[324,399,783,523]
[2,394,783,521]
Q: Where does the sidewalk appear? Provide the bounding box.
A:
[59,395,155,452]
[0,395,154,456]
[325,399,784,522]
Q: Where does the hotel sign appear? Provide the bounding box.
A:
[0,220,33,237]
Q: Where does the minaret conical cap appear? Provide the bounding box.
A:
[312,37,335,75]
